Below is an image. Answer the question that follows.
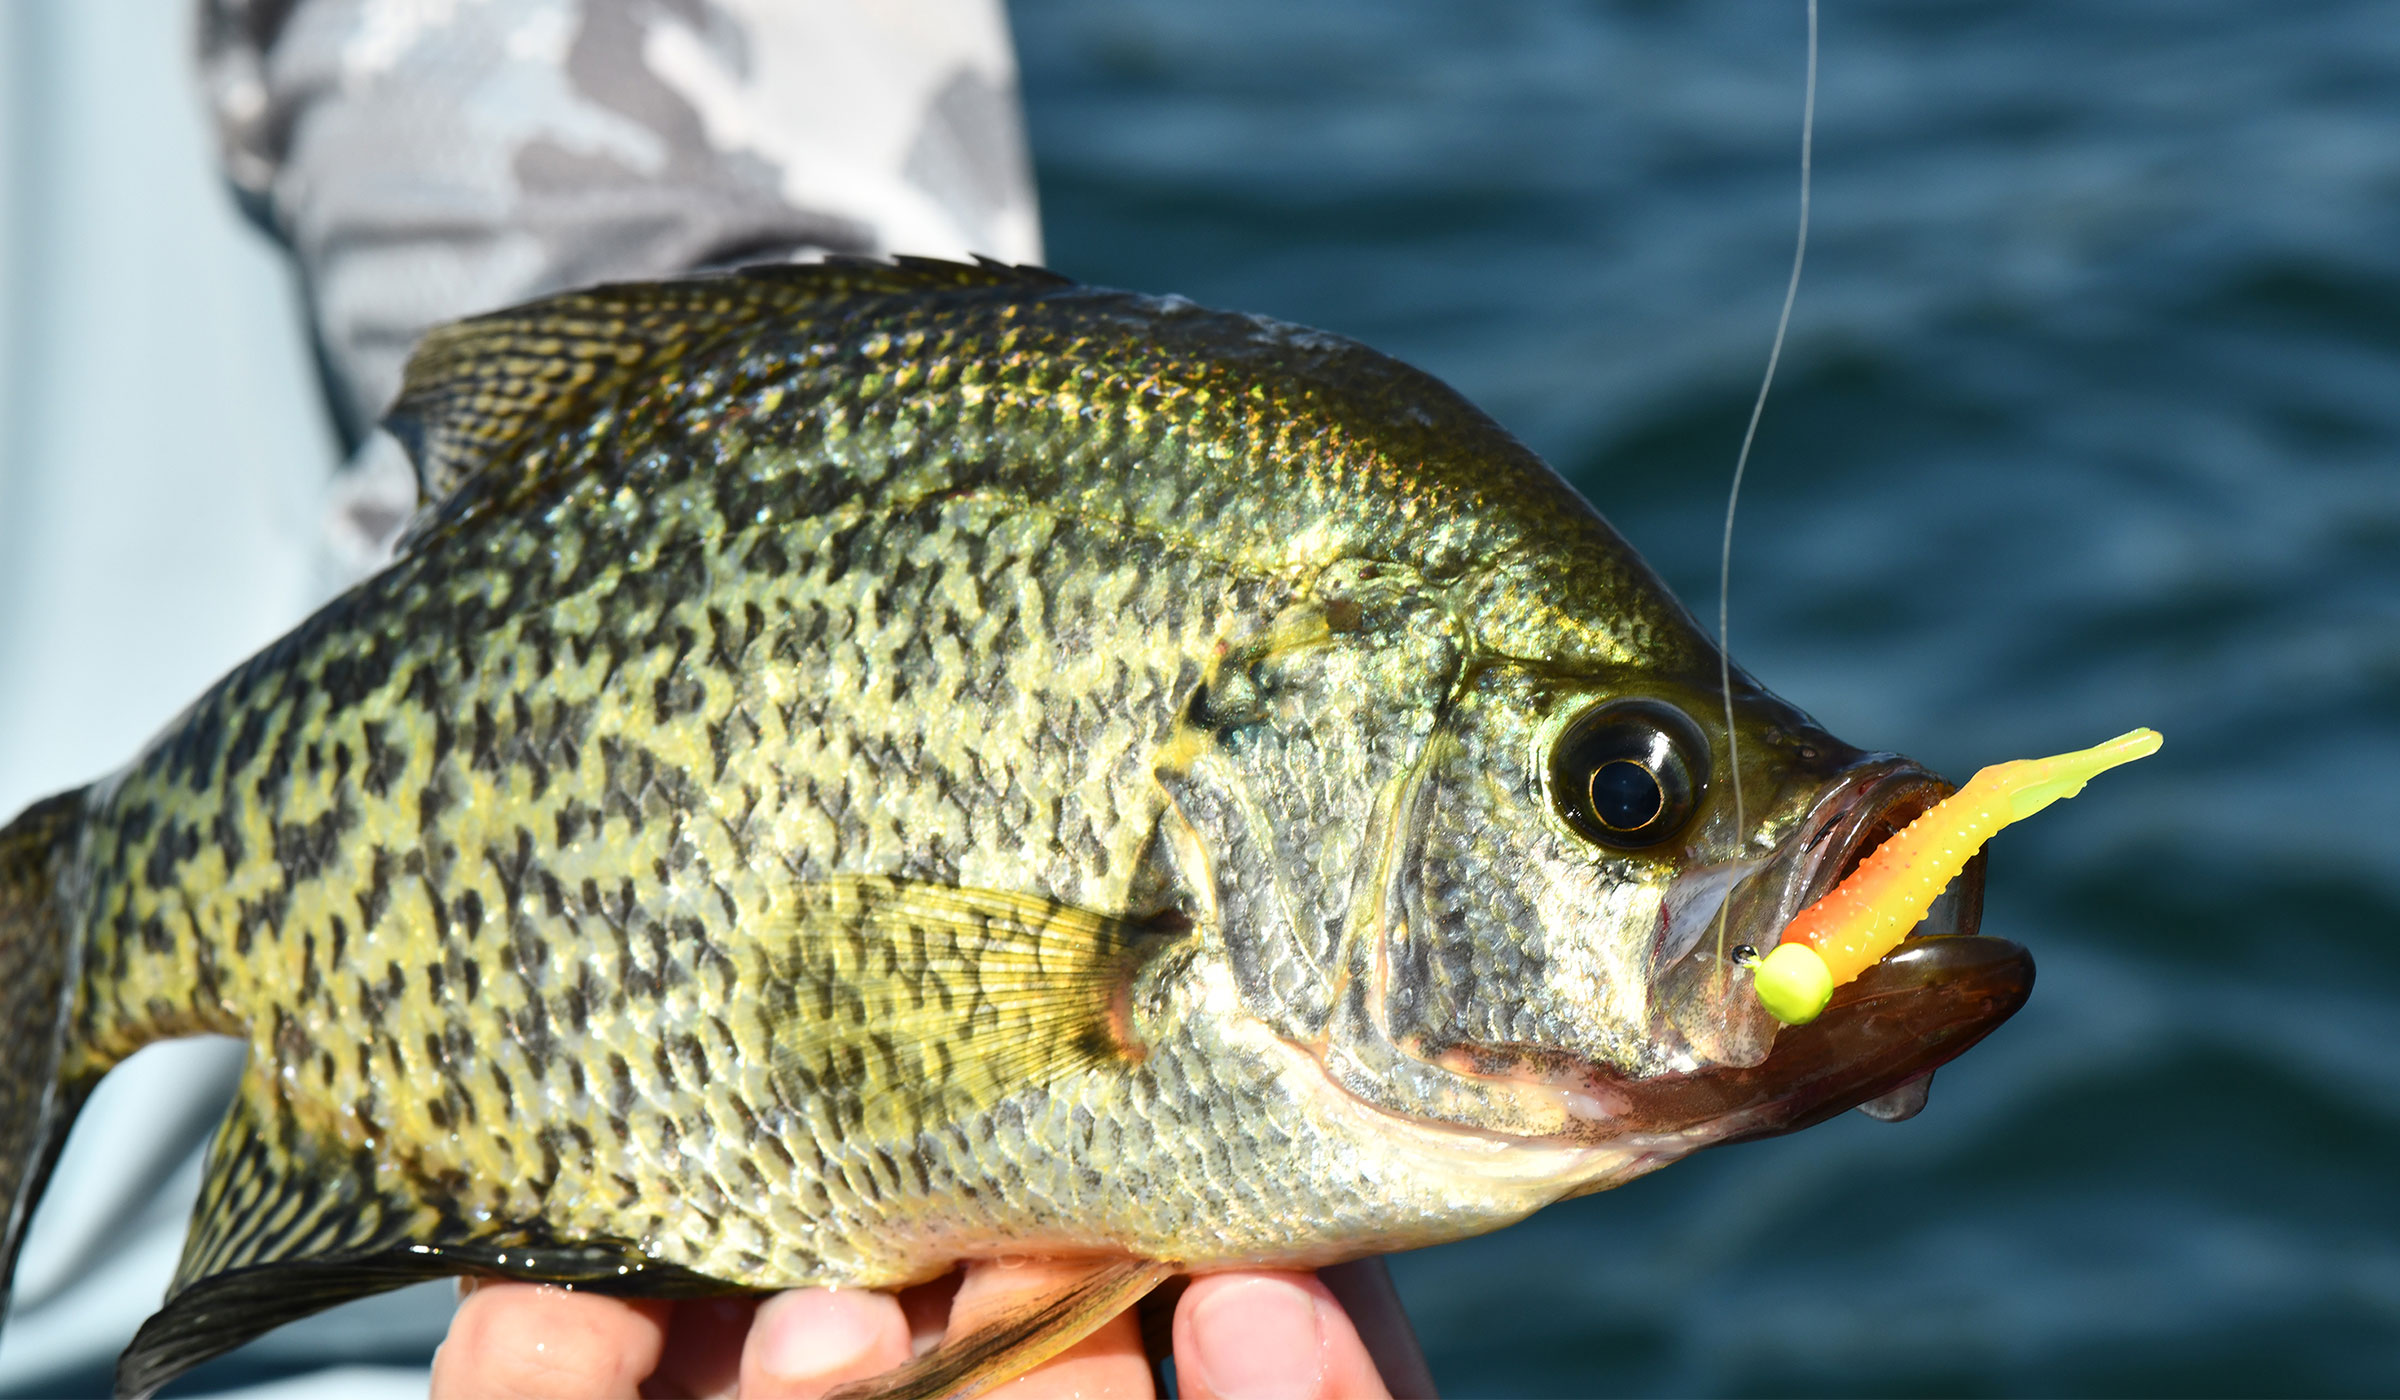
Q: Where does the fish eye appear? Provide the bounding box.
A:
[1548,699,1709,850]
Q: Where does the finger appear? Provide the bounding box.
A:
[431,1279,669,1400]
[1175,1272,1392,1400]
[737,1287,914,1400]
[953,1259,1152,1400]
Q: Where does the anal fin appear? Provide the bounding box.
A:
[827,1258,1176,1400]
[115,1076,738,1398]
[119,1252,452,1399]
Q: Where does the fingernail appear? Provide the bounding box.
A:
[1190,1277,1327,1400]
[757,1288,888,1383]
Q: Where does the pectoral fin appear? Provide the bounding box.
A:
[759,878,1178,1140]
[826,1258,1177,1400]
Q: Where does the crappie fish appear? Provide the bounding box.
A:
[0,259,2029,1397]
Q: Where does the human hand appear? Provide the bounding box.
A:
[430,1260,1398,1400]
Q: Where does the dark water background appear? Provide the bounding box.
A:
[1012,0,2400,1394]
[0,2,2390,1396]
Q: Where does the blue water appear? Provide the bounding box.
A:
[1016,0,2400,1393]
[1,3,2392,1395]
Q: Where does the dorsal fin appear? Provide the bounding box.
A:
[380,256,1074,548]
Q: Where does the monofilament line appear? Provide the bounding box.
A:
[1717,0,1816,978]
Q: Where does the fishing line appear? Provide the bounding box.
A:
[1715,0,1816,982]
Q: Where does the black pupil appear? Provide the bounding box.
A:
[1589,758,1664,832]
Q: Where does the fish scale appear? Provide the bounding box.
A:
[71,261,1636,1262]
[0,258,2032,1398]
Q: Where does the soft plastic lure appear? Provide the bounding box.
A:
[1752,728,2163,1025]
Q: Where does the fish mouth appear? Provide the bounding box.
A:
[1623,756,2019,1139]
[1630,934,2034,1144]
[1779,759,1986,944]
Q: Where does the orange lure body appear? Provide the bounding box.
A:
[1752,729,2162,1024]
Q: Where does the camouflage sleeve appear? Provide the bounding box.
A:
[199,0,1043,565]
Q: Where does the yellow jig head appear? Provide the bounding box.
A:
[1752,728,2163,1026]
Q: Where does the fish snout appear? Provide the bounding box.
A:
[1656,754,1987,1069]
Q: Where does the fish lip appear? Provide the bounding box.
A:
[1711,934,2034,1142]
[1651,756,1987,1072]
[1611,757,2007,1137]
[1604,934,2034,1143]
[1779,758,1985,943]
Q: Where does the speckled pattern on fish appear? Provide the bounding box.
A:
[0,258,2027,1398]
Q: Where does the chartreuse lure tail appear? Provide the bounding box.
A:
[1752,729,2163,1025]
